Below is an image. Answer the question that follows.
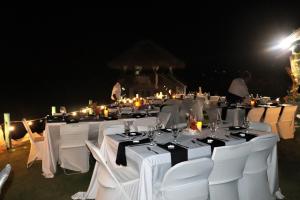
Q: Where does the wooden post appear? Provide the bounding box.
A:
[4,113,11,149]
[51,106,56,115]
[0,125,5,149]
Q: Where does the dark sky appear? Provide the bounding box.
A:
[0,4,300,120]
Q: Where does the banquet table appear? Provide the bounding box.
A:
[42,117,157,178]
[75,123,280,200]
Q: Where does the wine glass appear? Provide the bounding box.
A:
[209,122,218,138]
[147,126,156,146]
[156,118,163,135]
[171,124,180,143]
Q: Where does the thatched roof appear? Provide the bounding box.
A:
[108,40,185,69]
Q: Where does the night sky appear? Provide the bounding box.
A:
[0,4,300,121]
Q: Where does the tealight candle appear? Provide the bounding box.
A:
[196,121,202,131]
[250,100,255,106]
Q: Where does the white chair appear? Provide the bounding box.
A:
[0,164,11,195]
[157,112,171,128]
[238,134,278,200]
[249,122,272,132]
[247,107,265,122]
[85,141,139,200]
[159,158,213,200]
[277,105,298,139]
[59,123,89,175]
[263,107,281,134]
[161,104,180,128]
[208,142,252,200]
[209,96,220,106]
[98,120,124,146]
[22,119,45,168]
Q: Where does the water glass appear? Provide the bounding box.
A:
[171,125,180,143]
[243,117,250,133]
[147,126,156,146]
[209,122,218,138]
[156,118,163,135]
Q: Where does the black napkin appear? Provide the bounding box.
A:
[230,132,257,141]
[157,142,188,166]
[197,137,225,152]
[228,126,246,131]
[116,138,150,166]
[160,128,172,133]
[46,115,65,123]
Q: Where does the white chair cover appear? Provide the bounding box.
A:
[160,104,180,128]
[59,123,89,173]
[209,142,252,200]
[157,112,171,129]
[263,107,281,134]
[277,105,298,139]
[98,120,124,146]
[249,122,272,132]
[0,164,11,194]
[247,107,265,122]
[159,158,213,200]
[192,99,204,121]
[85,141,139,200]
[238,134,278,200]
[209,96,220,106]
[22,119,45,168]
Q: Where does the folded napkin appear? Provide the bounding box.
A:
[197,137,225,152]
[116,138,150,166]
[157,142,188,166]
[230,132,257,141]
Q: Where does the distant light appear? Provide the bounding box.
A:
[81,109,87,113]
[72,112,77,116]
[28,121,33,126]
[100,105,105,110]
[121,87,126,91]
[9,126,15,131]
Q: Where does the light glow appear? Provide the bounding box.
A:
[9,126,15,131]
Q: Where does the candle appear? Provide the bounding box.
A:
[196,121,202,131]
[136,94,139,98]
[250,100,255,106]
[134,100,141,107]
[104,109,109,117]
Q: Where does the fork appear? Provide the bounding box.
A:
[147,146,159,154]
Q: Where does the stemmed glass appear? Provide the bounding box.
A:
[156,118,163,135]
[147,126,156,146]
[243,117,250,133]
[209,122,218,138]
[171,124,180,143]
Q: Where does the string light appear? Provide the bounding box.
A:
[28,121,33,126]
[9,126,15,131]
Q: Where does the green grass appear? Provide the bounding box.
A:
[1,130,300,200]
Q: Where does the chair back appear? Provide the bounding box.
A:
[60,123,89,148]
[278,105,297,122]
[161,104,180,128]
[0,164,11,194]
[209,96,220,106]
[249,122,271,132]
[209,142,251,185]
[263,107,281,124]
[22,119,37,145]
[85,141,130,200]
[244,134,278,174]
[157,112,171,129]
[161,158,213,200]
[247,107,265,122]
[263,107,281,133]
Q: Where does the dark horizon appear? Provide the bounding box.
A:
[0,5,299,121]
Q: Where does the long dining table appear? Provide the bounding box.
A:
[74,122,281,200]
[42,116,157,178]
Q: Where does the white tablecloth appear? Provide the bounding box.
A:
[42,117,157,178]
[78,125,280,200]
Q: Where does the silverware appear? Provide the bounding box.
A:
[174,142,189,149]
[191,140,204,146]
[147,146,159,154]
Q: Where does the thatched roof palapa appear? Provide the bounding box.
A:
[108,40,185,70]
